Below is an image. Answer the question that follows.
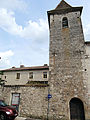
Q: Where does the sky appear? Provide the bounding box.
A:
[0,0,90,69]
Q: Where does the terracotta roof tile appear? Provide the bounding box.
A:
[47,0,83,15]
[0,65,49,72]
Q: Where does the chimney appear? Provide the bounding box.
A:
[12,66,15,68]
[20,65,25,68]
[44,64,48,66]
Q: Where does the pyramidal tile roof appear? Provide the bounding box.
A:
[47,0,83,14]
[47,0,83,27]
[55,0,72,10]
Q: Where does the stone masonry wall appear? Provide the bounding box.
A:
[85,44,90,104]
[0,86,48,119]
[49,11,90,120]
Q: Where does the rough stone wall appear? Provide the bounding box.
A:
[85,44,90,101]
[84,44,90,119]
[0,86,48,119]
[0,86,3,98]
[49,11,89,120]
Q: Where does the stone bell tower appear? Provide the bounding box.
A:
[48,0,89,120]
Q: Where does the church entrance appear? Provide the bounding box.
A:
[69,98,85,120]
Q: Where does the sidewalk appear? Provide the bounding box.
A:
[15,116,26,120]
[15,116,41,120]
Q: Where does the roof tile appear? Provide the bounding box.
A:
[55,0,72,10]
[0,65,49,72]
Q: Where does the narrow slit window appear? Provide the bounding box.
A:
[16,73,20,79]
[62,17,68,28]
[5,76,6,79]
[29,72,33,79]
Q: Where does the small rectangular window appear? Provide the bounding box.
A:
[43,72,47,78]
[16,73,20,79]
[29,72,33,79]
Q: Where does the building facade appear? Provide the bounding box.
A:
[0,65,49,119]
[0,64,49,85]
[0,0,90,120]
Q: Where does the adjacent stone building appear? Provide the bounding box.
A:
[0,64,49,118]
[0,0,90,120]
[0,64,49,85]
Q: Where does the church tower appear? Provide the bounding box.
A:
[48,0,89,119]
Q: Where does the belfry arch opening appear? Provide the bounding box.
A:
[69,98,85,120]
[62,17,68,28]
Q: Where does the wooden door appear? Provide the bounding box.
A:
[70,98,85,120]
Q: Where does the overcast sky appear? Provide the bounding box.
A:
[0,0,90,69]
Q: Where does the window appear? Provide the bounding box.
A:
[43,72,47,78]
[11,93,20,111]
[62,17,68,28]
[5,76,6,79]
[16,73,20,79]
[29,72,33,79]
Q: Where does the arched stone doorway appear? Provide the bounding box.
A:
[69,98,85,120]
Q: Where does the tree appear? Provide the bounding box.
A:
[0,71,7,86]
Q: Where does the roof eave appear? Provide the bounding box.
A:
[48,7,83,15]
[0,67,49,72]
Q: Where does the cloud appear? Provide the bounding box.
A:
[0,8,23,35]
[0,50,14,68]
[0,8,49,42]
[0,0,27,11]
[21,19,49,41]
[83,24,90,41]
[0,50,14,58]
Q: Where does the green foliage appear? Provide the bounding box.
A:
[0,79,5,85]
[0,71,6,85]
[0,71,3,75]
